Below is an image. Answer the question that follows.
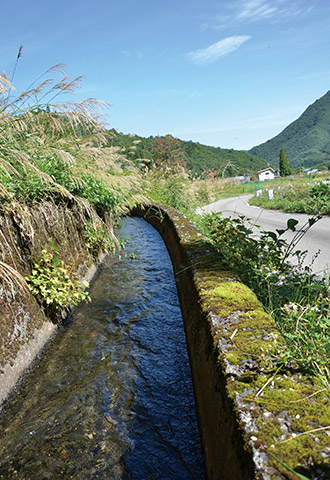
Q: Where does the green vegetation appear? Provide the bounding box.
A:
[26,240,91,310]
[0,65,143,213]
[197,212,329,388]
[84,220,127,257]
[108,130,267,177]
[249,89,330,169]
[250,175,330,215]
[279,148,291,176]
[1,57,329,392]
[0,64,143,309]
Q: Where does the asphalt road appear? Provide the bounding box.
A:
[197,195,330,275]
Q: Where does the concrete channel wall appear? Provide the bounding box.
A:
[0,201,328,479]
[132,204,329,480]
[0,201,107,408]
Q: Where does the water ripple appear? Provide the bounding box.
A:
[0,217,204,479]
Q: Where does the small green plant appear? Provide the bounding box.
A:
[83,221,127,256]
[76,176,125,217]
[26,239,91,309]
[269,453,310,480]
[200,212,329,386]
[84,221,115,256]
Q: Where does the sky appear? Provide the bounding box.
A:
[1,0,330,150]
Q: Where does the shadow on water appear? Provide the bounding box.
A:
[0,217,204,479]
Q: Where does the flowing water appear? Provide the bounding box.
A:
[0,217,204,479]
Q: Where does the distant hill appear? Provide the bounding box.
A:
[109,130,267,177]
[249,90,330,169]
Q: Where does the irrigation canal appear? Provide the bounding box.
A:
[0,217,204,479]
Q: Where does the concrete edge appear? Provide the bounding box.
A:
[131,203,329,480]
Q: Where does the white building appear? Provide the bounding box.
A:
[257,167,275,181]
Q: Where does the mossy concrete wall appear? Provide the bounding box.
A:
[0,201,106,407]
[132,204,329,480]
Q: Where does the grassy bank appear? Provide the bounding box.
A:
[193,210,329,389]
[145,166,330,388]
[0,66,145,314]
[249,173,330,215]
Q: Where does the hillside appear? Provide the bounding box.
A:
[108,130,267,177]
[249,90,330,169]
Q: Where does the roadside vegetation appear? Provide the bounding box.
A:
[143,154,330,388]
[185,172,330,388]
[196,212,329,388]
[249,173,330,215]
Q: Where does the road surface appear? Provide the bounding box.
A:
[197,195,330,275]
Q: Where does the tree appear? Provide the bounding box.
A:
[279,148,291,176]
[151,135,186,171]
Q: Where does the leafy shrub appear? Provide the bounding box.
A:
[309,181,330,214]
[37,154,77,192]
[26,240,91,310]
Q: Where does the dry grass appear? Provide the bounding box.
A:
[0,261,30,297]
[187,177,242,206]
[0,63,148,299]
[0,65,110,180]
[0,64,144,214]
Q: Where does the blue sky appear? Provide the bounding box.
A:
[2,0,330,150]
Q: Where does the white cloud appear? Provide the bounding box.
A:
[121,50,145,60]
[200,1,303,31]
[238,0,277,20]
[188,35,251,65]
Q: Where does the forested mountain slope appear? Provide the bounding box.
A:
[109,130,267,177]
[249,90,330,169]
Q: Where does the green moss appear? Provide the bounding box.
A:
[242,374,330,474]
[210,282,260,308]
[200,280,263,318]
[225,353,240,365]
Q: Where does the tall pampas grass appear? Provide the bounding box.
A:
[0,54,144,292]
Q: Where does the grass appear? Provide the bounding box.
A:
[249,172,330,215]
[0,63,144,308]
[0,65,144,214]
[150,168,330,388]
[197,211,329,389]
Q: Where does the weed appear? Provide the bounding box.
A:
[84,221,127,256]
[26,239,91,310]
[200,212,329,386]
[250,179,330,215]
[0,63,143,219]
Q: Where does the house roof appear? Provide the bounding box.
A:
[257,167,275,174]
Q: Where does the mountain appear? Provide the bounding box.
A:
[249,90,330,169]
[183,141,267,176]
[109,130,267,177]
